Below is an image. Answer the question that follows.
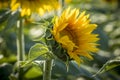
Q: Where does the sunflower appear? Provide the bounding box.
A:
[10,0,60,16]
[0,0,10,9]
[52,8,99,65]
[65,0,72,4]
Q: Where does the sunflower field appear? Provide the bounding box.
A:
[0,0,120,80]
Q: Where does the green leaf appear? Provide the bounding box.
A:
[5,11,19,31]
[20,60,44,68]
[28,43,49,61]
[95,57,120,75]
[0,55,17,64]
[24,66,43,79]
[0,10,10,23]
[21,43,52,68]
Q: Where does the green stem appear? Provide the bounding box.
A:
[43,59,53,80]
[61,0,65,8]
[16,19,25,80]
[118,0,120,9]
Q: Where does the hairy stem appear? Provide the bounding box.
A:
[17,19,25,80]
[43,59,53,80]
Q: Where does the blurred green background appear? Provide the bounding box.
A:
[0,0,120,80]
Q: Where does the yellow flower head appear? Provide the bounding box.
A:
[52,8,99,65]
[65,0,72,4]
[10,0,60,16]
[0,0,10,9]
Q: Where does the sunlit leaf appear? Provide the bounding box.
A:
[20,60,44,68]
[29,25,46,41]
[0,55,16,64]
[24,66,43,79]
[21,43,51,67]
[28,43,49,61]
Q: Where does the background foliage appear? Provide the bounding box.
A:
[0,0,120,80]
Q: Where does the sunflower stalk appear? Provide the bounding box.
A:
[43,59,53,80]
[61,0,65,7]
[16,18,25,80]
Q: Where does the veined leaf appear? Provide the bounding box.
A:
[94,57,120,76]
[21,43,53,67]
[28,43,49,61]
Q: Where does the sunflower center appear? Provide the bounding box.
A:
[60,26,78,47]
